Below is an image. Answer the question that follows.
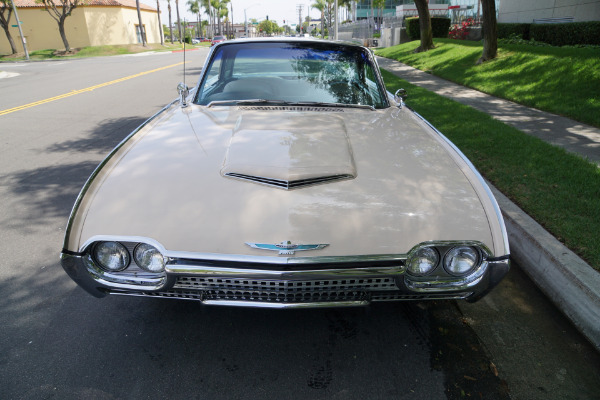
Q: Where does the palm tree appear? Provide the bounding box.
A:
[167,0,174,42]
[210,0,219,35]
[200,0,210,37]
[311,0,326,38]
[175,0,183,42]
[218,0,229,37]
[373,0,384,33]
[135,0,146,46]
[156,0,164,45]
[187,0,200,38]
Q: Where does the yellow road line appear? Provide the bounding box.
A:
[0,61,184,117]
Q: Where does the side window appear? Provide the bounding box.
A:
[197,52,223,101]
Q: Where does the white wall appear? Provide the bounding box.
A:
[498,0,600,23]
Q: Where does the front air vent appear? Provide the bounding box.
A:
[238,106,345,112]
[224,173,354,189]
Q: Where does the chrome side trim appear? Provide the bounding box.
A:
[405,258,510,293]
[77,235,408,265]
[82,254,167,291]
[405,261,487,292]
[412,111,510,257]
[201,300,370,308]
[62,99,179,251]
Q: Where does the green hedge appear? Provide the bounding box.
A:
[498,23,531,40]
[530,21,600,46]
[406,17,451,41]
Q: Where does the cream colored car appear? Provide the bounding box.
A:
[60,39,510,308]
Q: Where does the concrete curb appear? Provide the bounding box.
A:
[489,185,600,351]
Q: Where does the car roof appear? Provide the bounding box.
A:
[214,37,368,50]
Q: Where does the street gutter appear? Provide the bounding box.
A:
[489,184,600,351]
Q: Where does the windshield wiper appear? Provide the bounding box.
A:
[291,101,375,111]
[207,99,376,110]
[207,99,293,108]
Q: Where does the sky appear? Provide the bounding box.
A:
[156,0,319,28]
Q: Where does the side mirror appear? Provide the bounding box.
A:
[177,82,190,107]
[394,88,407,107]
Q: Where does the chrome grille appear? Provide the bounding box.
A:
[166,276,398,304]
[174,276,399,292]
[107,274,473,305]
[224,173,354,189]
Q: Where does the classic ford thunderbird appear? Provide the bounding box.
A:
[60,39,510,307]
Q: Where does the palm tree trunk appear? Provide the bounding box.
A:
[168,0,173,43]
[135,0,147,46]
[156,0,164,45]
[175,0,183,42]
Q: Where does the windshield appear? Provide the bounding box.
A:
[195,41,389,109]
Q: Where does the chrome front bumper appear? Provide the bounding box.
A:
[61,252,510,307]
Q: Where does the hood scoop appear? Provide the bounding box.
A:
[222,126,356,190]
[224,172,354,189]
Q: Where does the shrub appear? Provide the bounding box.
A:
[406,17,451,41]
[498,34,552,47]
[449,18,475,40]
[498,23,531,40]
[530,21,600,46]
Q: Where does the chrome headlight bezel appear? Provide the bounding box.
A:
[93,241,131,272]
[406,246,440,277]
[443,246,481,276]
[134,243,166,273]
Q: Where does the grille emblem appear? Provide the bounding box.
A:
[246,241,328,255]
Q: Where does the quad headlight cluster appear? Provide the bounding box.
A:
[406,245,481,278]
[92,241,165,273]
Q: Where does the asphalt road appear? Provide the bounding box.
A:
[1,48,599,400]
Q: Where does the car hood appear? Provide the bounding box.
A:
[70,104,500,257]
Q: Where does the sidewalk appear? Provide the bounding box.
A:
[376,56,600,351]
[377,57,600,166]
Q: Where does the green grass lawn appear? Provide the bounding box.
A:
[0,42,201,61]
[380,69,600,271]
[376,39,600,128]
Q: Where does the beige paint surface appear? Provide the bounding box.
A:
[67,104,508,259]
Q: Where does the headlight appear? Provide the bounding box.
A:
[444,246,480,276]
[94,241,130,272]
[134,243,165,273]
[407,247,439,276]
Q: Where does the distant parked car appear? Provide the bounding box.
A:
[211,35,226,46]
[191,38,200,44]
[200,37,210,42]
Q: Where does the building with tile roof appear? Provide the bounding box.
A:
[1,0,162,54]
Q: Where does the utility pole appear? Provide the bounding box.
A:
[296,4,304,33]
[9,0,29,60]
[334,0,338,40]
